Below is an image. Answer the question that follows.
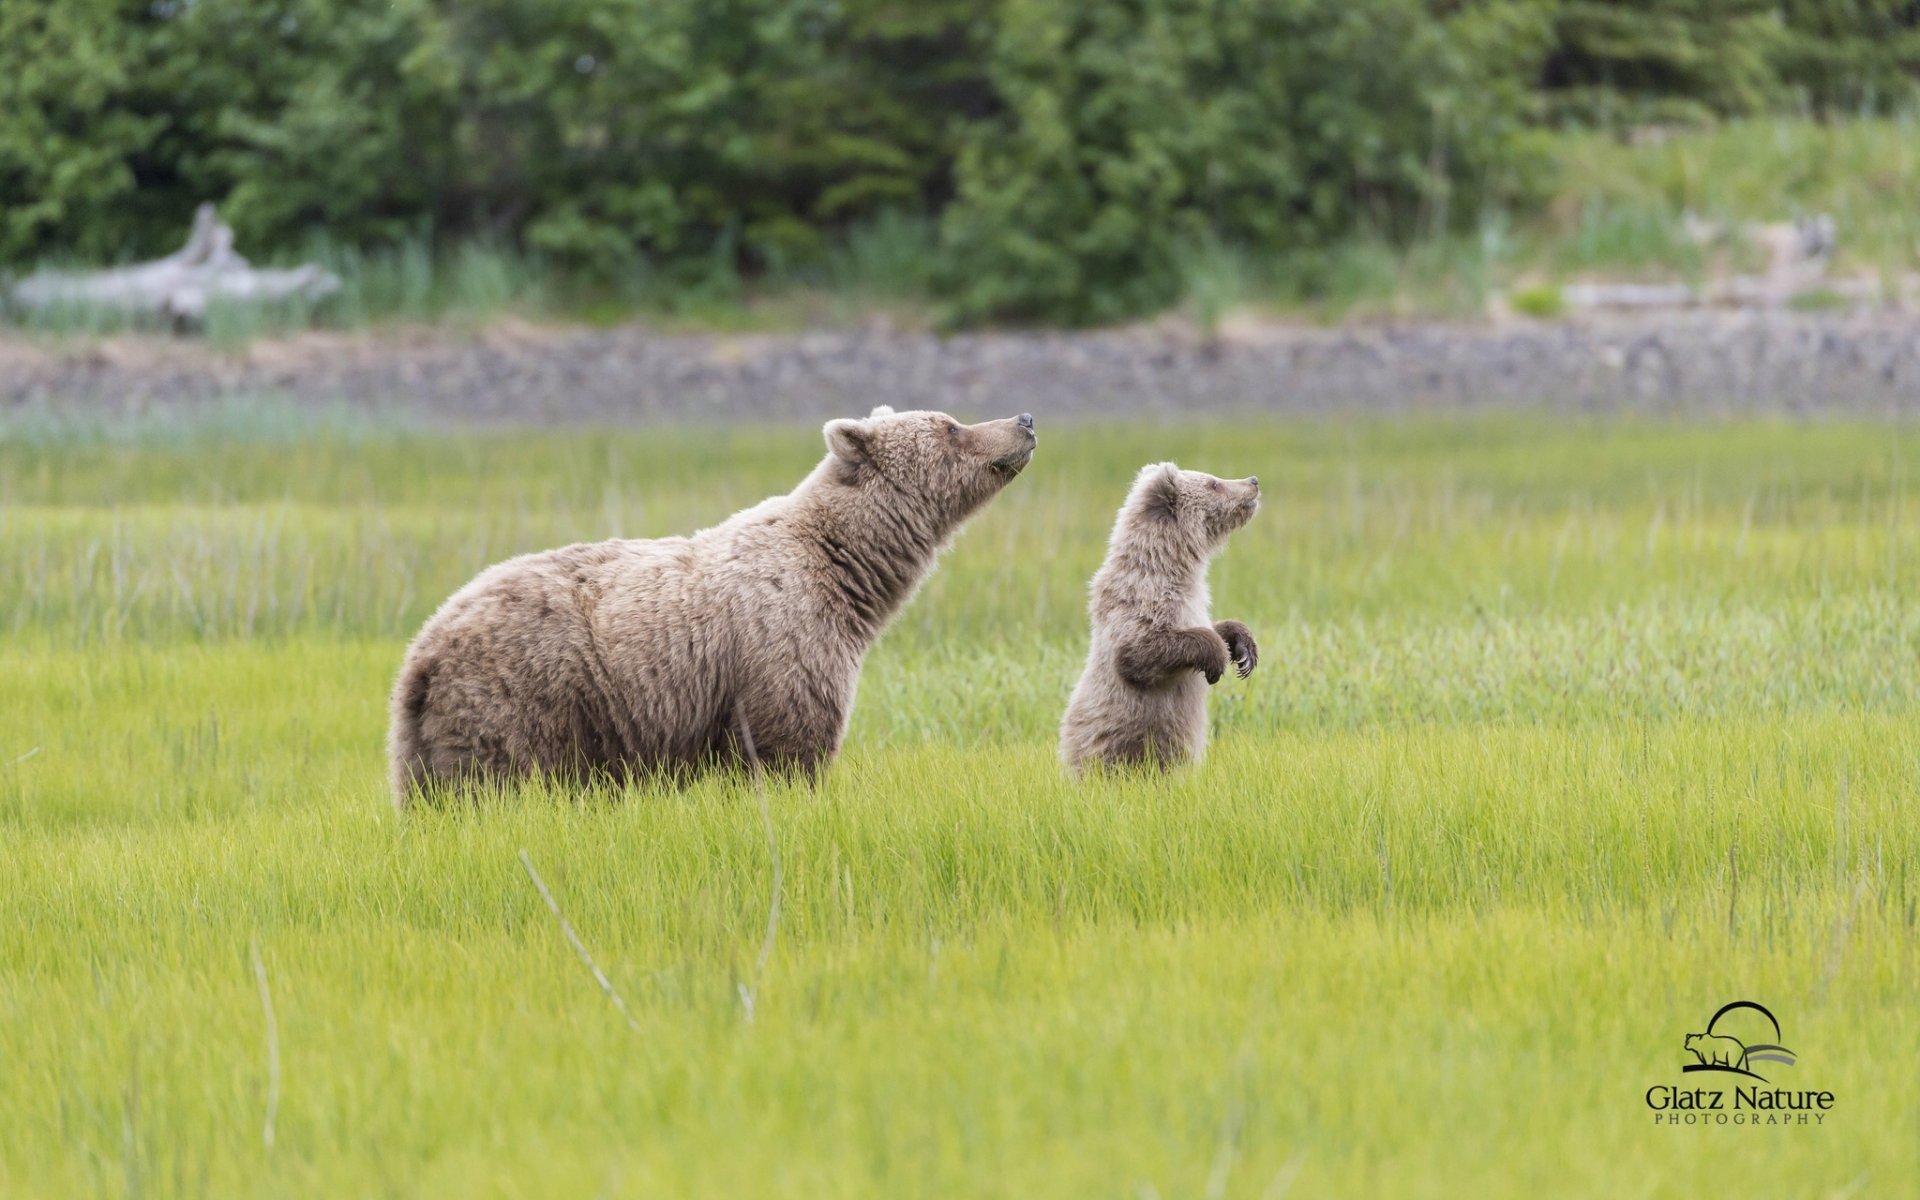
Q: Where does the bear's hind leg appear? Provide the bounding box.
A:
[388,653,437,808]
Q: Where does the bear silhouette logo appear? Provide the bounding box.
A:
[1684,1032,1748,1071]
[1681,1001,1796,1082]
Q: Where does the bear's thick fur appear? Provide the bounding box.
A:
[389,406,1036,803]
[1059,463,1260,773]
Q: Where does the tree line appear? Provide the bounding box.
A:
[5,0,1917,323]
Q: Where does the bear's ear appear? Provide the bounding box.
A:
[824,418,874,464]
[1136,462,1182,520]
[868,404,895,418]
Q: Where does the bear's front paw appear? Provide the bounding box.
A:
[1197,630,1230,685]
[1214,620,1258,679]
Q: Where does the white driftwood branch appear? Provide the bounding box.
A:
[1561,282,1700,309]
[11,203,340,322]
[1560,213,1875,313]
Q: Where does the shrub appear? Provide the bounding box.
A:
[1535,0,1786,128]
[1508,283,1566,318]
[937,0,1551,324]
[1775,0,1920,115]
[0,0,992,279]
[0,0,157,264]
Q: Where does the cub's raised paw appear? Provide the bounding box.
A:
[1197,630,1229,685]
[1215,620,1258,679]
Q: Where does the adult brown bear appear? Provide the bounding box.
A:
[389,407,1036,803]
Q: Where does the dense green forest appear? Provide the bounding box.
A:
[5,0,1919,322]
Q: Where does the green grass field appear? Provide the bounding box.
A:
[3,412,1916,1196]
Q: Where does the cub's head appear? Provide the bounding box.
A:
[1126,462,1260,550]
[823,405,1037,522]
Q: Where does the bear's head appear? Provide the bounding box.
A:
[1127,462,1260,551]
[822,405,1037,525]
[1684,1033,1704,1055]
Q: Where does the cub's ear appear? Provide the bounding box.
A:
[868,404,895,418]
[824,418,874,463]
[1136,462,1182,519]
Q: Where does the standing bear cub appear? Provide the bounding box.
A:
[389,407,1036,803]
[1060,463,1260,773]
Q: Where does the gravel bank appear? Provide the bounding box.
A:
[5,311,1920,425]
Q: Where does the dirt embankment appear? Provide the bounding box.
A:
[4,311,1920,425]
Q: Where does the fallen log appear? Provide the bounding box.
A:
[1556,214,1882,313]
[1561,282,1700,309]
[10,204,340,324]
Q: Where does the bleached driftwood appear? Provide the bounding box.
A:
[10,203,340,323]
[1561,213,1874,312]
[1561,282,1699,309]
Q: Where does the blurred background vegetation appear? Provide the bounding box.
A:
[4,0,1920,326]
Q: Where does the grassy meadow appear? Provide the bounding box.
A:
[2,411,1917,1196]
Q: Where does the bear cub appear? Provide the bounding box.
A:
[1060,463,1260,773]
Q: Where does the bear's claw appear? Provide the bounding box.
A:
[1214,620,1258,680]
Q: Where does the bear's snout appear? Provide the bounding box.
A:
[986,412,1037,473]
